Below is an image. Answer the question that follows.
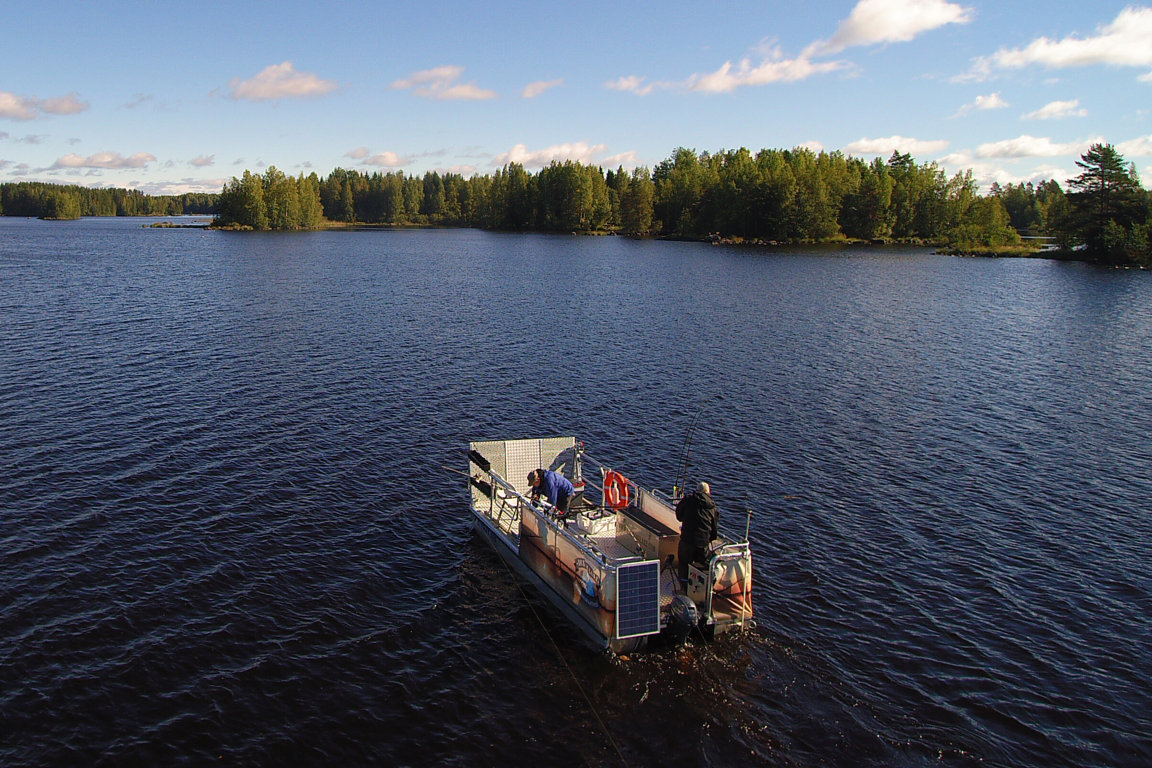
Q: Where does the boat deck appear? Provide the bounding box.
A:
[571,524,638,561]
[568,514,679,612]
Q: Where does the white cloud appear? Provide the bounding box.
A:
[51,151,157,169]
[971,7,1152,77]
[522,79,562,98]
[1022,99,1087,120]
[39,93,88,115]
[0,89,89,120]
[438,83,499,100]
[391,65,462,90]
[601,151,641,169]
[391,66,497,100]
[798,141,826,153]
[1142,71,1152,83]
[135,178,229,196]
[685,48,850,92]
[447,164,477,176]
[615,0,968,97]
[814,0,973,55]
[360,151,411,168]
[190,154,215,167]
[493,141,608,168]
[981,163,1072,190]
[934,152,1077,191]
[605,75,659,95]
[972,134,1098,159]
[345,146,370,160]
[953,91,1009,117]
[1,92,40,119]
[229,62,338,101]
[843,135,950,156]
[1118,135,1152,156]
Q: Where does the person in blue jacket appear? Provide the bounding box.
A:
[528,468,576,517]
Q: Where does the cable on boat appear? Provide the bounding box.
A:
[491,540,629,768]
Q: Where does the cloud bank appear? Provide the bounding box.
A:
[493,141,609,168]
[843,135,950,155]
[815,0,973,55]
[971,134,1097,159]
[970,7,1152,78]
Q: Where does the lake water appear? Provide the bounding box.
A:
[2,217,1150,767]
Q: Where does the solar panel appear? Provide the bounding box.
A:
[616,560,661,639]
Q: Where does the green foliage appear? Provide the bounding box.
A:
[620,167,654,235]
[1054,143,1150,265]
[946,196,1022,249]
[20,143,1143,265]
[206,146,1073,245]
[213,166,323,230]
[42,190,83,220]
[1,182,216,219]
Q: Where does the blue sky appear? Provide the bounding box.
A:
[2,0,1150,195]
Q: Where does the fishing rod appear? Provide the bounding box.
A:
[440,464,494,497]
[673,411,701,501]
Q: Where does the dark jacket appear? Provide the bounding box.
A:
[675,490,718,549]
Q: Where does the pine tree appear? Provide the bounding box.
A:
[1063,143,1146,262]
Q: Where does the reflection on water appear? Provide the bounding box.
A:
[1,219,1150,767]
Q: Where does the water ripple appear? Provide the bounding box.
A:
[2,222,1151,766]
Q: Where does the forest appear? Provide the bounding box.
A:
[0,181,214,219]
[4,144,1149,267]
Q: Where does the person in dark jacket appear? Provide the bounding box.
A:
[675,481,719,587]
[528,468,576,517]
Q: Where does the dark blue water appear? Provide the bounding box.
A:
[2,217,1150,767]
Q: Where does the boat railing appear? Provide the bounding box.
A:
[705,541,753,630]
[485,465,637,569]
[583,453,752,546]
[578,452,649,510]
[482,470,530,537]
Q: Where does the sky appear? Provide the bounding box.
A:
[2,0,1150,196]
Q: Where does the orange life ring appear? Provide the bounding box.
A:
[603,470,629,509]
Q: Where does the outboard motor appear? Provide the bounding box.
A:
[665,594,700,645]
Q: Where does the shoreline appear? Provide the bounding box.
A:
[109,218,1138,267]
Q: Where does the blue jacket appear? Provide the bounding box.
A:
[536,470,575,505]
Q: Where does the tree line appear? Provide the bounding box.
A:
[0,181,215,219]
[4,143,1148,266]
[215,148,1020,247]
